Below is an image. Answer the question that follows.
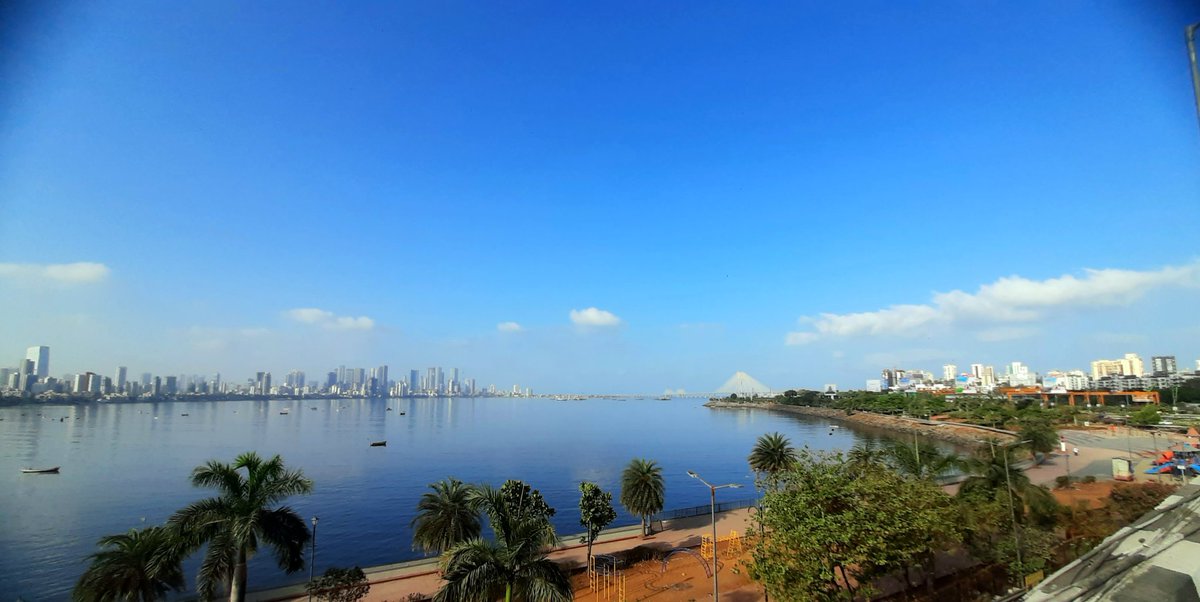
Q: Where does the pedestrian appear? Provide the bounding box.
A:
[1073,447,1079,456]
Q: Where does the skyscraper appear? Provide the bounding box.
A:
[25,346,49,378]
[410,369,420,395]
[115,366,128,392]
[942,364,956,381]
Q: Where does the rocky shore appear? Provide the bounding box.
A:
[704,400,1017,447]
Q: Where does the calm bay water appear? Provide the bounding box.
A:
[0,397,912,599]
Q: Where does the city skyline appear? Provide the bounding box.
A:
[5,342,1199,397]
[2,3,1198,392]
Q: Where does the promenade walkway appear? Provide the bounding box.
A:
[247,508,755,601]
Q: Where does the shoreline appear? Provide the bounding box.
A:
[703,400,1018,447]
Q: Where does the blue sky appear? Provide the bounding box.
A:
[2,1,1198,392]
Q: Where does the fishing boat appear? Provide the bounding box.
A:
[370,441,387,447]
[20,467,60,474]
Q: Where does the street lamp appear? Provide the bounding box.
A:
[307,516,319,602]
[977,439,1031,582]
[687,471,743,601]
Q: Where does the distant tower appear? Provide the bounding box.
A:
[25,346,49,378]
[115,366,128,392]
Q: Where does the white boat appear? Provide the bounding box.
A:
[21,467,60,474]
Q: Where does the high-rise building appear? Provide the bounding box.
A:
[25,346,49,379]
[436,367,445,395]
[115,366,128,392]
[164,376,177,395]
[969,364,984,380]
[1151,356,1177,375]
[141,372,152,387]
[410,370,420,395]
[942,364,956,381]
[1091,353,1145,379]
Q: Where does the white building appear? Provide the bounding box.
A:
[942,364,957,381]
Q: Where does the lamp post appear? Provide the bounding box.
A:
[307,516,319,601]
[978,439,1032,583]
[687,471,742,601]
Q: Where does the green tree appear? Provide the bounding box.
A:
[748,432,798,488]
[578,482,617,563]
[749,449,961,600]
[73,527,186,602]
[435,481,570,602]
[1016,416,1059,455]
[411,478,483,555]
[1107,481,1176,523]
[168,452,313,602]
[619,458,665,536]
[1128,405,1161,426]
[958,444,1058,526]
[306,566,370,602]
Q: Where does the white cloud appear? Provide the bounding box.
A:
[0,262,110,284]
[786,260,1200,344]
[569,307,622,327]
[286,308,334,324]
[497,321,523,332]
[284,308,375,331]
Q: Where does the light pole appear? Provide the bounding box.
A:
[307,516,319,601]
[978,439,1032,582]
[687,471,742,601]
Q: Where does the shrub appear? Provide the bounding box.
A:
[1108,482,1177,524]
[1054,475,1071,489]
[307,566,370,602]
[1082,475,1096,484]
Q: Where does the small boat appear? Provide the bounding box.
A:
[370,441,387,447]
[21,467,60,474]
[181,413,189,417]
[386,407,393,412]
[279,409,290,415]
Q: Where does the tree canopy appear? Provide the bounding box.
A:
[749,448,961,600]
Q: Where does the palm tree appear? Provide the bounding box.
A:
[884,438,962,481]
[435,482,570,602]
[73,527,185,602]
[748,432,797,488]
[168,452,313,602]
[957,444,1054,523]
[411,478,483,555]
[846,442,889,469]
[620,458,665,536]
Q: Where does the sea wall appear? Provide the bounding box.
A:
[704,400,1017,447]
